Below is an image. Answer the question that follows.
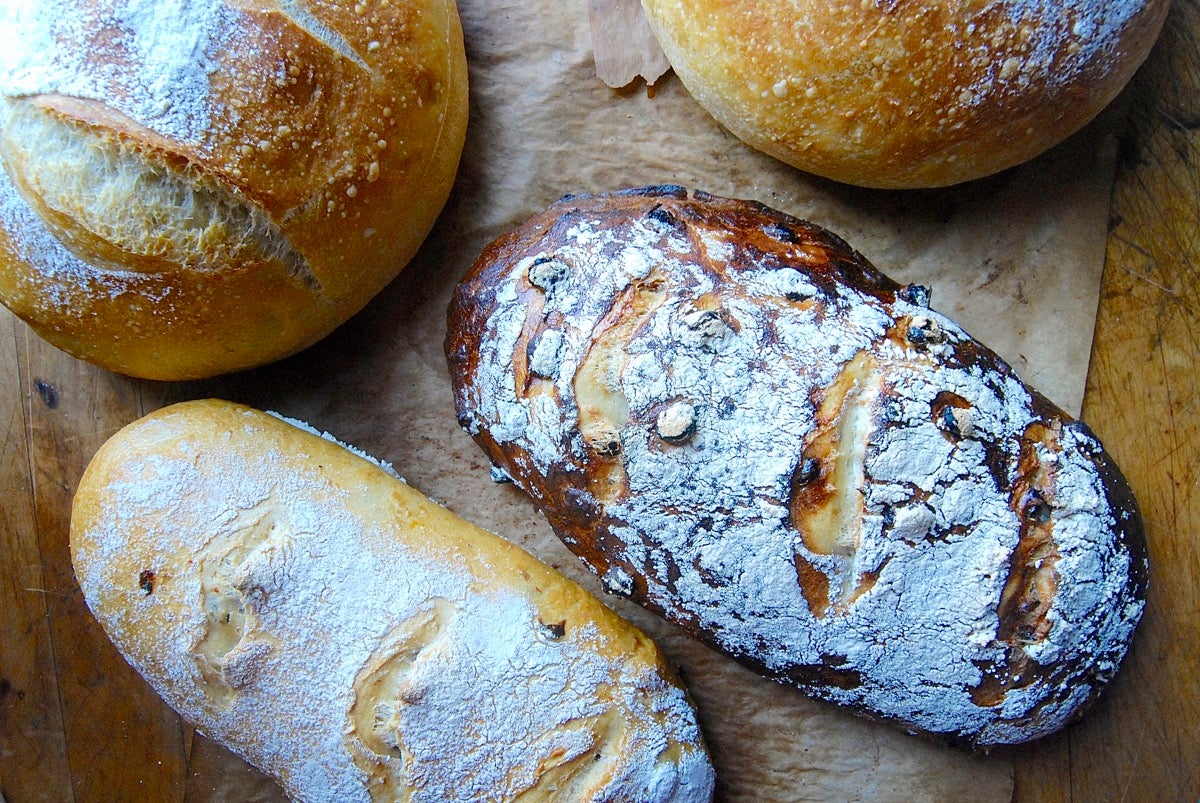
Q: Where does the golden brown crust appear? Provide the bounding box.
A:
[70,399,715,801]
[641,0,1168,188]
[0,0,468,379]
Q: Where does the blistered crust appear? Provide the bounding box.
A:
[446,187,1148,747]
[641,0,1168,188]
[0,0,468,379]
[69,399,715,801]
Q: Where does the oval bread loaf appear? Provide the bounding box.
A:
[0,0,468,380]
[445,187,1148,747]
[640,0,1168,188]
[70,399,715,801]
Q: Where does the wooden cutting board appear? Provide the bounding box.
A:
[1,2,1196,801]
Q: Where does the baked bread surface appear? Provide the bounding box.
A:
[70,399,715,801]
[641,0,1168,188]
[0,0,468,379]
[445,187,1148,747]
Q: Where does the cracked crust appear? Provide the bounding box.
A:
[69,399,715,801]
[446,187,1148,747]
[0,0,468,379]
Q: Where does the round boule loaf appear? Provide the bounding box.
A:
[640,0,1168,188]
[0,0,468,379]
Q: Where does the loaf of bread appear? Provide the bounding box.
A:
[640,0,1168,188]
[70,399,715,801]
[0,0,468,380]
[445,187,1148,747]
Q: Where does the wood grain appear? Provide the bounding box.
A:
[0,3,1197,801]
[15,334,190,801]
[0,307,70,800]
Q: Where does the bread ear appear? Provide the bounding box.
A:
[1,97,312,281]
[0,0,468,380]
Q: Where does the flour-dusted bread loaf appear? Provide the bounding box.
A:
[70,399,715,801]
[640,0,1167,188]
[445,187,1148,747]
[0,0,468,380]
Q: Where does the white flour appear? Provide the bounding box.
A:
[450,190,1146,746]
[953,0,1150,103]
[0,0,231,144]
[73,404,715,801]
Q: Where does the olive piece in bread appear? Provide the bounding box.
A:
[70,399,715,801]
[640,0,1168,188]
[0,0,468,379]
[445,186,1148,747]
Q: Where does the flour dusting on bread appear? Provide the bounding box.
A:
[640,0,1168,187]
[446,187,1147,746]
[0,0,228,143]
[71,400,715,801]
[0,0,469,379]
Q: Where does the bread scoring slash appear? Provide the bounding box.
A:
[70,399,715,801]
[445,186,1147,748]
[0,0,468,379]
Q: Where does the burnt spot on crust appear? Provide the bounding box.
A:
[932,391,974,441]
[764,221,802,244]
[898,284,931,308]
[792,457,821,487]
[445,187,1149,747]
[784,656,864,692]
[645,203,687,232]
[616,184,688,200]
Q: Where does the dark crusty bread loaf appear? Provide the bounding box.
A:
[445,186,1147,747]
[70,399,715,801]
[640,0,1168,188]
[0,0,468,380]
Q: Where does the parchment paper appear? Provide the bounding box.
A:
[579,0,1116,417]
[191,0,1124,799]
[588,0,670,87]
